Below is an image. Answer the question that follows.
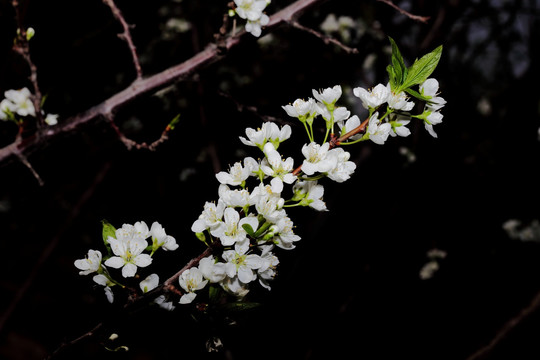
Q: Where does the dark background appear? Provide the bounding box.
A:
[1,0,540,359]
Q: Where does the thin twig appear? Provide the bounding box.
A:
[16,151,44,186]
[44,322,104,360]
[289,20,359,54]
[377,0,430,23]
[0,162,111,334]
[102,0,143,79]
[466,289,540,360]
[11,0,45,126]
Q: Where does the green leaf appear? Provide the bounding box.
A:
[101,219,116,242]
[101,220,116,255]
[166,114,181,131]
[404,87,432,102]
[386,64,396,89]
[388,37,407,90]
[400,45,442,91]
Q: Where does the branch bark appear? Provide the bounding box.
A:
[0,0,326,168]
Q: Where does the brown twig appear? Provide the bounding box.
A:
[44,322,104,360]
[102,0,143,79]
[0,162,111,334]
[11,0,45,126]
[377,0,430,23]
[289,20,359,54]
[466,289,540,360]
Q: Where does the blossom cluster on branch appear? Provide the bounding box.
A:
[73,39,445,339]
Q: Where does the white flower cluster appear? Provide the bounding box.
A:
[75,221,178,304]
[0,87,58,126]
[185,89,362,303]
[353,78,447,140]
[232,0,271,37]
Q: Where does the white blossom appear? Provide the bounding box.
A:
[74,249,103,275]
[140,273,159,293]
[222,249,264,284]
[386,87,414,111]
[390,116,411,137]
[282,98,317,119]
[239,122,291,149]
[258,247,279,290]
[218,184,253,208]
[179,267,208,304]
[234,0,268,21]
[220,276,250,298]
[312,85,342,106]
[301,142,336,175]
[261,142,296,193]
[150,221,179,251]
[366,112,391,145]
[420,78,440,98]
[212,207,259,250]
[199,256,227,283]
[104,223,152,278]
[245,14,269,37]
[293,181,327,211]
[216,157,258,186]
[191,200,226,235]
[353,83,389,109]
[337,115,362,140]
[272,216,301,250]
[0,88,35,120]
[44,113,58,126]
[326,148,356,182]
[424,111,444,138]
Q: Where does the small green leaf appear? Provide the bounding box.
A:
[404,87,432,102]
[101,220,116,255]
[388,37,407,90]
[166,114,181,131]
[386,64,396,89]
[400,45,442,91]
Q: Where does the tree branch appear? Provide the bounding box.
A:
[377,0,430,23]
[466,289,540,360]
[102,0,143,79]
[0,0,327,169]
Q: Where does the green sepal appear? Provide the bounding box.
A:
[195,232,208,246]
[242,223,256,237]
